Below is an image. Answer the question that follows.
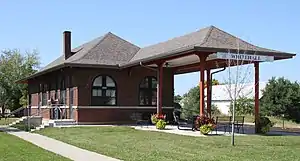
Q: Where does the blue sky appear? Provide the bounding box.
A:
[1,1,299,95]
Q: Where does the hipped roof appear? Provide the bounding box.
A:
[23,25,295,81]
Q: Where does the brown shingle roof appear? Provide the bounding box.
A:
[123,26,294,67]
[31,32,140,78]
[24,25,295,80]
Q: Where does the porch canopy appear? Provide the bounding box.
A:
[120,26,295,131]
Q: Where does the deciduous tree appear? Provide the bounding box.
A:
[0,49,40,116]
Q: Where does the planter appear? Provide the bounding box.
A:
[200,124,214,135]
[155,119,167,130]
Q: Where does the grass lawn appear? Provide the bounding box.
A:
[37,126,300,161]
[243,115,300,128]
[0,117,18,125]
[0,132,70,161]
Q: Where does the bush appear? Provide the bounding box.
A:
[257,116,274,134]
[151,114,166,124]
[12,123,35,132]
[194,115,216,129]
[200,124,215,135]
[211,104,221,116]
[156,119,167,130]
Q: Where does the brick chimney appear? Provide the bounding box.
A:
[63,31,72,60]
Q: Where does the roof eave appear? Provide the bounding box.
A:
[17,62,121,83]
[194,46,296,58]
[16,63,66,83]
[119,46,197,68]
[65,63,120,69]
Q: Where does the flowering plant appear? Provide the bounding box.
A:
[151,113,166,124]
[195,116,216,134]
[156,119,167,130]
[200,124,215,135]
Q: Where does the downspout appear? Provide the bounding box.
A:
[210,67,226,106]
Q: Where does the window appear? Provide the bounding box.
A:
[91,75,116,105]
[139,76,157,106]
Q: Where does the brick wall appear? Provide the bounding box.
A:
[73,66,174,106]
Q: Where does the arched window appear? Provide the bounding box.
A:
[91,75,116,105]
[139,76,157,106]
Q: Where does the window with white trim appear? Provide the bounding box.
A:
[91,75,116,105]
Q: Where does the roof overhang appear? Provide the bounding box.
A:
[119,46,296,69]
[16,63,120,84]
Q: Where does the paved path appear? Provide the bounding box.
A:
[0,126,121,161]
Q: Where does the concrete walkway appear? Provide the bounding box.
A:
[0,126,121,161]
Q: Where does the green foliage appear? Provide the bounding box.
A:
[0,49,40,114]
[155,119,167,130]
[211,104,221,116]
[174,95,182,103]
[181,86,200,118]
[181,79,221,118]
[260,77,300,122]
[257,116,275,134]
[230,96,254,116]
[11,123,35,132]
[200,124,215,135]
[151,114,159,124]
[195,115,216,129]
[151,114,166,124]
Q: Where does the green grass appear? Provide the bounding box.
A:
[243,115,300,128]
[0,117,18,125]
[11,122,35,131]
[0,132,70,161]
[37,126,300,161]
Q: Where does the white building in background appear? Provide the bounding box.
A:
[0,108,11,114]
[206,82,267,115]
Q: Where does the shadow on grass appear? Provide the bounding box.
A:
[0,127,23,132]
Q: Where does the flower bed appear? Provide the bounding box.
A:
[195,116,216,135]
[151,114,167,130]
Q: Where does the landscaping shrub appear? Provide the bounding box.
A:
[200,124,215,135]
[12,123,35,132]
[195,116,216,134]
[155,119,167,130]
[151,114,166,124]
[257,116,274,134]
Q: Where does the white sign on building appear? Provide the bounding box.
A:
[216,52,274,62]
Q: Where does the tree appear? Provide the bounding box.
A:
[260,77,300,122]
[174,95,182,103]
[181,79,220,118]
[0,49,40,116]
[229,96,254,116]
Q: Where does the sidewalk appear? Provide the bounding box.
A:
[0,126,121,161]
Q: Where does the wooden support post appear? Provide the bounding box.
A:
[157,62,164,115]
[197,54,208,116]
[206,69,212,118]
[254,62,260,133]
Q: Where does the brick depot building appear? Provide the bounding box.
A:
[20,26,295,124]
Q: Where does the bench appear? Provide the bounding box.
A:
[233,116,245,133]
[215,116,245,134]
[173,111,196,131]
[215,116,231,134]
